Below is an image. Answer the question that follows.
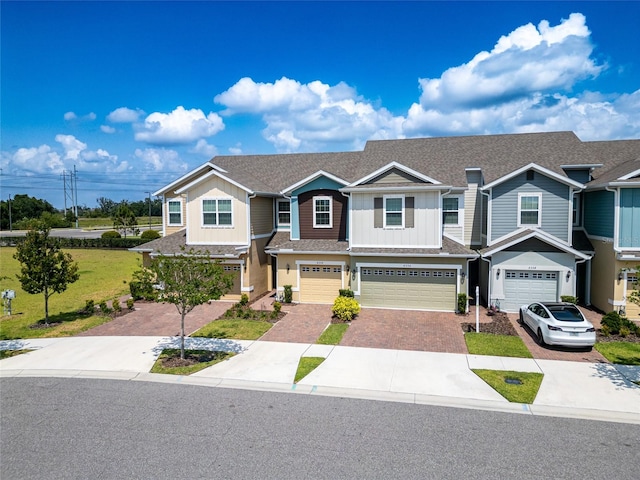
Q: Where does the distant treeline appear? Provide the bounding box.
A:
[0,194,162,230]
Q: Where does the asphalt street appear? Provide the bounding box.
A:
[2,377,638,480]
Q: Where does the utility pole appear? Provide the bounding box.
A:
[145,191,152,229]
[8,194,12,232]
[73,165,79,228]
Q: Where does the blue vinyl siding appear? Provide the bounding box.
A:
[583,190,614,238]
[491,172,570,242]
[563,169,590,184]
[619,188,640,247]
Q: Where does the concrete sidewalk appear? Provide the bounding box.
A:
[1,336,639,424]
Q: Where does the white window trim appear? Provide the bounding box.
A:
[442,195,462,226]
[517,192,542,228]
[201,197,234,228]
[572,193,580,227]
[167,198,183,226]
[313,195,333,228]
[383,194,404,229]
[277,199,291,226]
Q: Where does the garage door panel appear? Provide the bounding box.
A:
[503,270,558,312]
[222,265,242,295]
[360,268,456,311]
[300,266,342,303]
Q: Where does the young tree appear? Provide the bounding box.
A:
[13,222,80,325]
[147,248,235,358]
[112,202,139,238]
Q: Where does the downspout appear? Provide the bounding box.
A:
[605,186,621,253]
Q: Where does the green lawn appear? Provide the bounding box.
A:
[150,349,234,375]
[595,342,640,365]
[0,247,140,339]
[473,369,543,404]
[78,217,162,229]
[316,323,349,345]
[294,357,325,383]
[191,319,272,340]
[465,332,533,358]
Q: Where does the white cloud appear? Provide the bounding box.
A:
[134,106,225,145]
[190,139,218,157]
[216,77,404,152]
[6,145,64,173]
[64,111,96,122]
[134,147,188,172]
[64,111,77,121]
[100,125,116,134]
[417,13,603,112]
[55,134,87,160]
[107,107,145,123]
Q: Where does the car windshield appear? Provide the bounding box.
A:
[547,305,583,322]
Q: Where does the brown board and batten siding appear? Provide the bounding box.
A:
[250,196,274,236]
[299,189,348,240]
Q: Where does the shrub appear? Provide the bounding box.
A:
[619,326,631,338]
[84,299,95,314]
[600,311,640,336]
[101,230,121,239]
[339,289,354,298]
[99,300,111,315]
[271,301,282,320]
[332,296,361,322]
[129,267,157,300]
[126,298,135,310]
[140,229,161,240]
[600,324,611,337]
[561,295,578,304]
[239,293,249,306]
[457,293,468,314]
[283,285,293,303]
[112,297,121,313]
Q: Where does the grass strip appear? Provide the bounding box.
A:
[465,332,533,358]
[150,349,234,375]
[294,357,325,383]
[191,319,272,340]
[594,342,640,365]
[316,323,349,345]
[0,349,33,360]
[473,369,543,404]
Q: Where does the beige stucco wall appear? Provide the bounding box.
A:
[185,177,248,245]
[276,254,350,303]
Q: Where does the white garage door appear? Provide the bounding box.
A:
[360,268,457,311]
[503,270,558,312]
[300,265,343,303]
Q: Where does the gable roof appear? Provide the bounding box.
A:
[480,229,591,260]
[481,162,584,190]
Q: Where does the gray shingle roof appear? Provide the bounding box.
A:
[350,237,477,257]
[130,229,244,257]
[265,232,350,253]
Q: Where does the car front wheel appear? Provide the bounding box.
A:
[536,328,546,347]
[518,311,524,324]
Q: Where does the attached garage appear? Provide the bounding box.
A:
[502,270,558,311]
[299,265,343,303]
[360,267,457,311]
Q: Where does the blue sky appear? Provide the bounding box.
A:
[2,1,639,210]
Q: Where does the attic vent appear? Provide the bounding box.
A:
[526,171,535,181]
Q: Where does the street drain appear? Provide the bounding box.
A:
[505,378,523,385]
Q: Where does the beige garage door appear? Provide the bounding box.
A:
[360,268,456,311]
[300,265,343,303]
[222,264,242,296]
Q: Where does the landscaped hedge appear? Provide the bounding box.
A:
[0,236,150,249]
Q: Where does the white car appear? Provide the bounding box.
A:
[519,302,596,348]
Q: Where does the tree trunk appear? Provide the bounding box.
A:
[180,311,186,359]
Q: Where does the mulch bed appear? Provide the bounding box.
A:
[596,333,640,343]
[161,350,226,368]
[461,312,518,336]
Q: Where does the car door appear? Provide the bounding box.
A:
[525,304,541,331]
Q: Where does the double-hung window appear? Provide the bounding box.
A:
[518,193,541,227]
[202,198,232,226]
[442,197,459,225]
[277,200,290,226]
[313,196,332,228]
[167,199,182,226]
[384,196,404,228]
